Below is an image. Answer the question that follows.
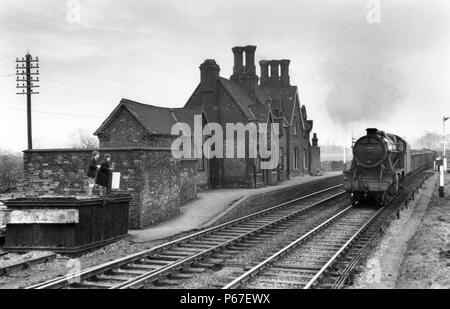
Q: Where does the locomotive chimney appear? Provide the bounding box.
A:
[366,128,379,135]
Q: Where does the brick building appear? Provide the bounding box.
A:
[93,45,320,189]
[19,45,321,229]
[184,45,319,188]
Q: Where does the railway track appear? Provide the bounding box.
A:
[222,204,381,289]
[222,171,432,289]
[28,185,347,289]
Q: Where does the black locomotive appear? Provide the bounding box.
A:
[344,128,435,205]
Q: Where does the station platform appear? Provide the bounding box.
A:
[128,172,343,242]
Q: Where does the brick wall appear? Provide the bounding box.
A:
[98,107,175,148]
[22,148,195,229]
[179,159,198,204]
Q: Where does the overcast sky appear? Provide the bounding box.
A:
[0,0,449,152]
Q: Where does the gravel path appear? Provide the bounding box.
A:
[349,173,444,289]
[396,175,450,288]
[0,238,165,289]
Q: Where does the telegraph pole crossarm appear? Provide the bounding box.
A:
[15,53,40,150]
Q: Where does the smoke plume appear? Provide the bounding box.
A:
[322,57,409,127]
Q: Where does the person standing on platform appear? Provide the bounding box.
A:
[86,151,100,196]
[96,153,113,196]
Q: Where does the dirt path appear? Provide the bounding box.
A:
[350,173,440,288]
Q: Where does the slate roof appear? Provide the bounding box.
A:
[218,78,257,121]
[94,99,205,136]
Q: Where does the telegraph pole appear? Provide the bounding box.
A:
[444,116,449,172]
[440,116,449,197]
[16,53,40,150]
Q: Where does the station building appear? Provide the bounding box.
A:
[21,45,321,229]
[94,45,321,189]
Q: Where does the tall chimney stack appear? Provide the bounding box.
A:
[232,47,245,76]
[199,59,220,106]
[260,60,270,86]
[200,59,220,91]
[270,61,280,85]
[280,59,291,86]
[244,45,256,75]
[230,45,258,102]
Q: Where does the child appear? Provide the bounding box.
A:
[96,153,113,196]
[86,151,100,196]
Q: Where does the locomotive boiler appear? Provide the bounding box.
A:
[344,128,435,205]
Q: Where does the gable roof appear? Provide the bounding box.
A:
[94,98,205,136]
[218,78,257,121]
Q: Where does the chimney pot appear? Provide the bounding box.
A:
[232,47,245,76]
[279,59,291,86]
[270,60,280,85]
[259,60,270,86]
[244,45,257,75]
[312,133,318,147]
[200,59,220,91]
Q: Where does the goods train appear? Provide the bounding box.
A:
[344,128,435,205]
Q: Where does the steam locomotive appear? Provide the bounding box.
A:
[344,128,435,205]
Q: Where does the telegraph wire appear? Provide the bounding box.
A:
[0,106,105,119]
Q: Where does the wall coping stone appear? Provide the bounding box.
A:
[23,147,173,153]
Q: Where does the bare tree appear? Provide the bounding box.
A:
[69,129,99,149]
[413,131,449,150]
[0,149,23,189]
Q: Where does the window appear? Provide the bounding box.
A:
[255,157,262,173]
[304,149,307,170]
[294,148,299,170]
[279,147,284,170]
[293,117,298,136]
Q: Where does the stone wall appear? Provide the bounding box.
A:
[22,148,196,229]
[179,159,198,204]
[310,146,321,176]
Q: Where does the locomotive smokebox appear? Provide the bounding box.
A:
[354,132,387,168]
